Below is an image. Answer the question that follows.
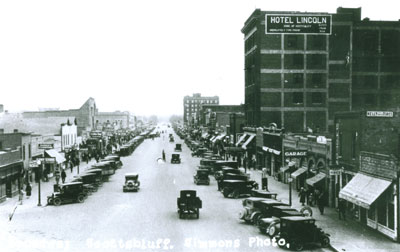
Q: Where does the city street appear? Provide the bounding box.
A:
[0,127,332,252]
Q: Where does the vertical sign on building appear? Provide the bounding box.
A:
[265,14,332,34]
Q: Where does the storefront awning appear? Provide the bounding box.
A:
[262,146,281,155]
[242,134,255,150]
[45,149,66,164]
[339,173,392,209]
[235,134,247,147]
[280,166,290,173]
[306,173,326,187]
[291,167,307,179]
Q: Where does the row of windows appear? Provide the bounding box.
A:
[260,34,326,51]
[260,54,327,70]
[185,99,218,104]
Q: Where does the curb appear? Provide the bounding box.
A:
[329,244,340,252]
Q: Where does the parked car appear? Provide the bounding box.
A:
[250,190,278,199]
[212,161,238,173]
[238,198,288,224]
[102,155,123,168]
[221,180,258,198]
[192,147,208,157]
[275,216,330,251]
[123,173,140,192]
[193,169,210,185]
[85,168,103,184]
[177,190,202,219]
[171,153,181,164]
[174,143,182,152]
[47,182,86,206]
[71,173,99,192]
[258,205,305,237]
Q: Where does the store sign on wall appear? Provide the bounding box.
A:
[265,14,332,34]
[366,111,393,118]
[284,150,307,157]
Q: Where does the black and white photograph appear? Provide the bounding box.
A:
[1,0,400,251]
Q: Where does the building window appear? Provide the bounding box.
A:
[23,145,26,160]
[311,92,323,104]
[364,94,376,107]
[293,92,303,104]
[29,144,31,158]
[0,141,2,150]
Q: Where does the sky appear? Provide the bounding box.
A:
[0,0,398,117]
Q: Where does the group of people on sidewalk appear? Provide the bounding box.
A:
[298,186,346,220]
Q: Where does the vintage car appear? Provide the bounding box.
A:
[171,153,181,164]
[102,155,123,168]
[258,205,306,237]
[174,144,182,152]
[239,198,288,224]
[71,173,99,193]
[85,168,103,184]
[275,216,330,251]
[221,180,259,198]
[177,190,202,219]
[250,190,278,199]
[191,147,208,157]
[47,182,86,206]
[193,169,210,185]
[212,161,238,173]
[91,161,115,180]
[215,167,242,180]
[123,173,140,192]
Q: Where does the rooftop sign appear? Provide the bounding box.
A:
[265,14,332,34]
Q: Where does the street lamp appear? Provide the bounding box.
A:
[288,177,293,206]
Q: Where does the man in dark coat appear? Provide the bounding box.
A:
[317,190,325,215]
[299,187,307,206]
[61,169,67,184]
[338,198,346,220]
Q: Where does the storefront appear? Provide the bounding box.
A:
[339,152,399,241]
[44,149,66,177]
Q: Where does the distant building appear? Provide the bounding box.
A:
[198,104,244,130]
[21,98,97,135]
[242,7,400,133]
[183,93,219,126]
[61,121,78,151]
[95,111,130,130]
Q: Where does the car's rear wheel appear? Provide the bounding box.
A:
[252,213,261,225]
[53,198,62,206]
[47,198,53,205]
[77,195,85,203]
[222,188,230,198]
[196,209,200,219]
[292,240,304,251]
[233,190,240,199]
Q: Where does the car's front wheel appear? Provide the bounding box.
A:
[268,223,277,237]
[53,198,62,206]
[320,235,330,248]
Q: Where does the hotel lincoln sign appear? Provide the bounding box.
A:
[265,14,332,34]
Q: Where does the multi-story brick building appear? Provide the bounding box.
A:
[241,7,400,134]
[183,93,219,126]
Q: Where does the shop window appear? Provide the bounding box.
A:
[368,203,376,220]
[293,92,304,104]
[364,94,376,107]
[377,196,387,226]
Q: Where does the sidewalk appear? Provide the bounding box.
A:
[0,159,97,222]
[246,168,400,252]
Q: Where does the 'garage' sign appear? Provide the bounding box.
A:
[284,150,307,157]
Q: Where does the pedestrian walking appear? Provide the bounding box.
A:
[338,198,346,220]
[298,187,307,206]
[61,169,66,184]
[317,190,325,215]
[26,183,32,197]
[243,156,247,170]
[162,150,166,161]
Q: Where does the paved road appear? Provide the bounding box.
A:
[3,127,331,252]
